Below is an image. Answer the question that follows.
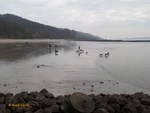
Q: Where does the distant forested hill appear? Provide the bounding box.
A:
[0,14,103,40]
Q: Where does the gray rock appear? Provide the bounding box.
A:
[0,93,5,104]
[0,104,6,111]
[16,107,29,113]
[142,106,150,113]
[110,104,120,113]
[29,92,39,98]
[40,89,49,94]
[133,92,147,99]
[44,105,59,113]
[44,107,52,113]
[70,92,95,113]
[40,89,54,98]
[94,108,109,113]
[56,96,65,105]
[35,94,46,102]
[3,84,7,87]
[28,100,41,112]
[25,111,33,113]
[0,93,5,97]
[97,103,115,113]
[5,93,13,104]
[50,104,59,112]
[1,89,150,113]
[11,92,28,103]
[34,109,44,113]
[0,109,11,113]
[121,103,137,113]
[0,97,5,104]
[141,97,150,106]
[42,98,56,107]
[107,95,120,104]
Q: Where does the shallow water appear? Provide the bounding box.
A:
[0,41,150,95]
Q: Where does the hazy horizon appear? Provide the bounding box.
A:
[0,0,150,39]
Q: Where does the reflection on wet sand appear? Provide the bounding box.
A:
[0,41,111,62]
[0,42,76,61]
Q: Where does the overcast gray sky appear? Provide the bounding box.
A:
[0,0,150,39]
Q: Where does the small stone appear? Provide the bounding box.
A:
[91,85,94,88]
[83,82,86,86]
[36,65,40,68]
[100,81,104,84]
[3,84,7,87]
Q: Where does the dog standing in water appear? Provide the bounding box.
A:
[105,52,110,58]
[48,43,52,53]
[54,45,59,55]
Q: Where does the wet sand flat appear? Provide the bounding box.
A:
[0,41,150,96]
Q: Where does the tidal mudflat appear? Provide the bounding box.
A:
[0,40,150,95]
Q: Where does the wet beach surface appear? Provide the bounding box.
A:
[0,40,150,95]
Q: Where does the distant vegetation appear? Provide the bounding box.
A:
[0,14,103,41]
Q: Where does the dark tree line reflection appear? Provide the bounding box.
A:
[0,42,75,62]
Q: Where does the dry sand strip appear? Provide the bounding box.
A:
[0,89,150,113]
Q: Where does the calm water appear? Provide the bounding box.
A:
[0,41,150,95]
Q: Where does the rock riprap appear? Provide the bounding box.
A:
[0,89,150,113]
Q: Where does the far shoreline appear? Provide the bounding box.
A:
[0,39,64,43]
[0,39,150,43]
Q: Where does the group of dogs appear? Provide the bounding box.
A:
[48,44,59,55]
[76,46,110,58]
[48,44,110,57]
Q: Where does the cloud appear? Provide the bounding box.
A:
[0,0,150,39]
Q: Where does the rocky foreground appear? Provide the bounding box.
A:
[0,89,150,113]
